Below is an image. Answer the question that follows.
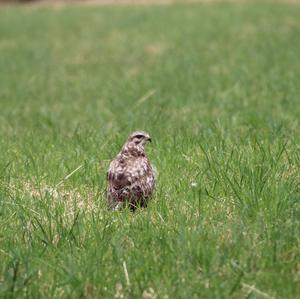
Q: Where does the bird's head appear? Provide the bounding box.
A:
[127,131,152,148]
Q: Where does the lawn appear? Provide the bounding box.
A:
[0,1,300,298]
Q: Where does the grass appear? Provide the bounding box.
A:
[0,1,300,298]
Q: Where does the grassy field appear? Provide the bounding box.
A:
[1,1,300,298]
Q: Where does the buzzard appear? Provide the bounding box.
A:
[107,131,155,211]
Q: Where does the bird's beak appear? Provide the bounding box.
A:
[148,137,152,142]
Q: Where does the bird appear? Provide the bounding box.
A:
[107,131,155,211]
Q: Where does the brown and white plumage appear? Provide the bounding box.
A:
[107,131,155,210]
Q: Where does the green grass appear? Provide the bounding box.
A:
[1,2,300,298]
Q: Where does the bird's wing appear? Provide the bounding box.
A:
[107,159,130,191]
[108,157,154,196]
[129,157,155,197]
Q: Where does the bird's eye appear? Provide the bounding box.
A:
[135,135,144,139]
